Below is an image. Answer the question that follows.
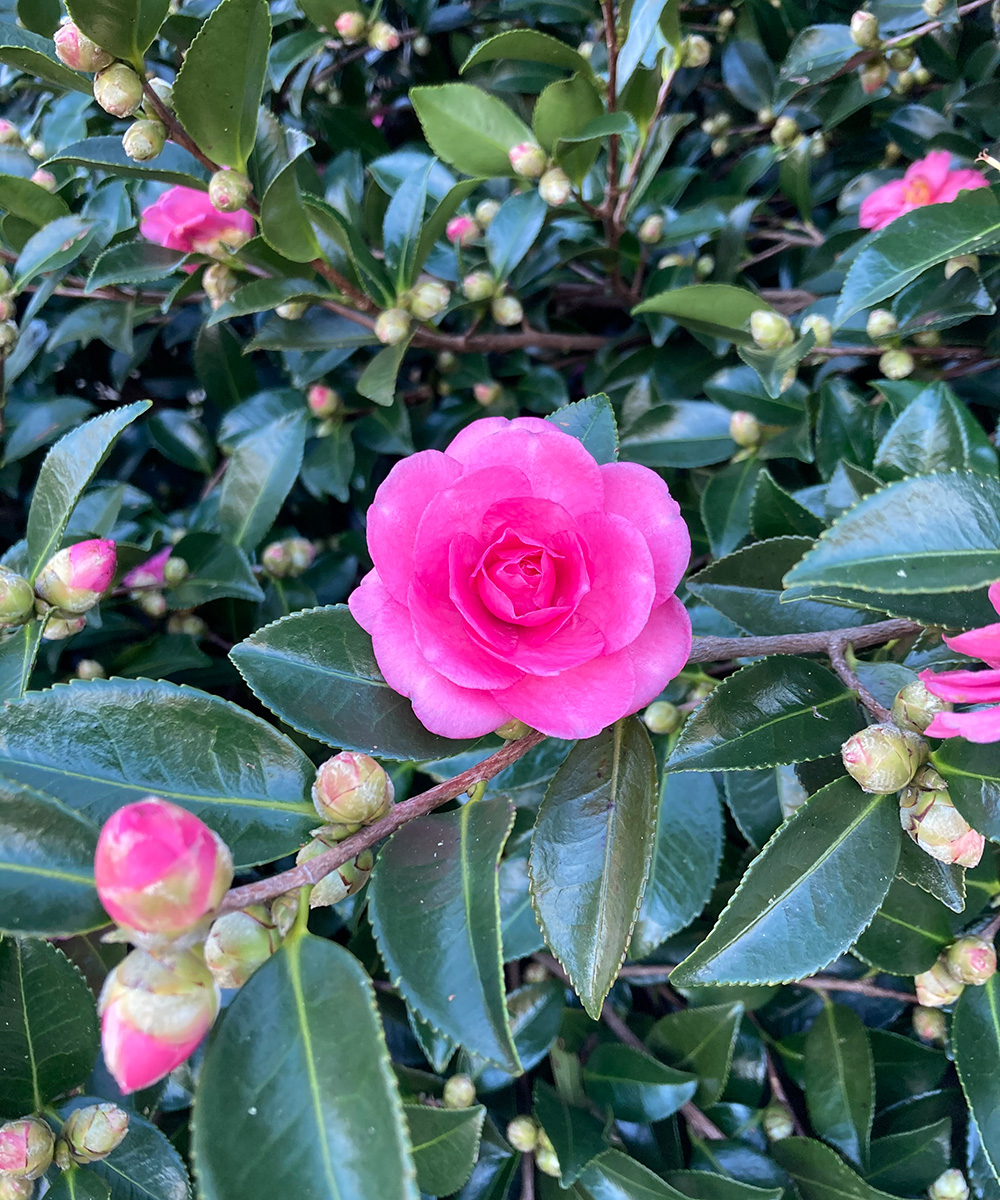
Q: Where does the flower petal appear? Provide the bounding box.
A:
[625,595,693,713]
[858,179,909,230]
[600,462,690,603]
[943,621,1000,669]
[498,649,637,740]
[924,706,1000,743]
[574,510,655,652]
[918,667,1000,703]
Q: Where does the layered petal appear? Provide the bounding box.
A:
[498,648,637,740]
[919,667,1000,704]
[574,510,655,652]
[924,706,1000,743]
[600,462,690,602]
[859,179,909,230]
[906,149,952,195]
[935,169,988,202]
[623,595,693,713]
[943,621,1000,668]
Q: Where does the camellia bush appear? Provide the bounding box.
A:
[8,0,1000,1195]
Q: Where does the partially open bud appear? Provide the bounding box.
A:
[54,19,113,71]
[509,142,546,179]
[841,723,926,793]
[276,300,309,320]
[729,410,763,448]
[312,752,393,825]
[495,717,533,740]
[929,1171,970,1200]
[0,321,17,357]
[638,214,664,244]
[915,957,965,1007]
[334,10,367,41]
[443,1074,476,1109]
[506,1116,538,1153]
[879,349,915,380]
[208,169,253,213]
[58,1104,129,1165]
[750,310,794,350]
[491,293,523,326]
[94,64,144,118]
[800,313,833,347]
[850,10,880,48]
[0,121,18,146]
[860,59,891,93]
[945,254,978,279]
[123,119,166,162]
[912,1005,947,1043]
[0,1177,33,1200]
[307,846,373,908]
[203,262,238,310]
[76,658,106,681]
[30,168,56,191]
[0,1119,54,1180]
[375,307,411,345]
[409,279,450,321]
[446,215,479,247]
[99,948,219,1093]
[95,797,234,937]
[762,1104,794,1141]
[681,34,711,67]
[866,308,898,339]
[473,381,502,406]
[204,905,280,988]
[642,700,681,735]
[261,540,292,578]
[42,615,86,641]
[35,538,116,615]
[900,766,985,867]
[475,199,500,228]
[0,566,34,630]
[539,167,571,207]
[945,935,997,985]
[367,20,400,51]
[307,384,340,417]
[892,680,953,733]
[771,115,799,148]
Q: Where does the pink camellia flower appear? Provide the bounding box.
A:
[140,185,254,256]
[122,546,172,590]
[95,797,234,936]
[348,416,691,740]
[99,948,219,1093]
[859,150,987,231]
[446,215,479,247]
[919,580,1000,742]
[35,538,116,614]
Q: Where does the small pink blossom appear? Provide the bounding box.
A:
[859,150,988,231]
[446,215,479,246]
[140,186,254,256]
[921,581,1000,742]
[35,538,116,614]
[122,546,172,590]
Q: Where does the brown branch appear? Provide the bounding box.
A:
[828,635,892,721]
[797,977,916,1003]
[218,731,546,913]
[688,619,920,666]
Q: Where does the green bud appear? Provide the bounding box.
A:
[536,1147,561,1177]
[539,167,572,207]
[491,293,524,326]
[270,893,299,939]
[508,142,547,179]
[276,300,309,321]
[495,717,533,740]
[929,1171,969,1200]
[408,279,451,320]
[94,63,143,118]
[261,540,292,578]
[506,1116,538,1153]
[756,107,775,126]
[680,34,711,67]
[914,65,933,84]
[204,905,281,988]
[922,0,947,13]
[286,537,315,576]
[718,8,736,28]
[945,935,997,985]
[809,132,828,158]
[912,329,940,347]
[122,119,166,162]
[375,307,411,345]
[729,409,763,447]
[0,566,34,630]
[139,590,167,618]
[912,1004,947,1043]
[462,271,496,302]
[771,115,799,148]
[42,615,86,641]
[887,46,914,70]
[413,34,430,55]
[866,308,898,339]
[841,722,926,793]
[860,58,890,93]
[638,214,664,243]
[474,199,500,228]
[75,658,106,681]
[879,349,915,380]
[0,320,18,357]
[711,136,730,158]
[523,962,548,983]
[763,1104,794,1141]
[443,1074,477,1109]
[642,700,681,735]
[749,309,794,350]
[892,680,952,733]
[849,10,880,49]
[915,956,965,1007]
[163,556,189,586]
[58,1104,129,1165]
[203,262,238,309]
[209,169,252,213]
[0,1177,33,1200]
[312,751,393,825]
[800,313,833,347]
[695,255,714,279]
[302,846,374,908]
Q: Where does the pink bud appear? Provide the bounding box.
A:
[30,168,56,192]
[446,215,479,247]
[122,546,172,590]
[35,538,116,614]
[94,797,234,936]
[99,948,219,1093]
[367,19,400,51]
[473,381,501,406]
[509,142,546,178]
[334,10,366,40]
[0,120,20,146]
[53,20,113,72]
[307,384,340,417]
[312,752,394,825]
[0,1119,54,1180]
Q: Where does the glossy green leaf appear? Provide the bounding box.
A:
[405,1104,485,1197]
[172,0,270,171]
[485,191,547,280]
[896,837,965,914]
[0,678,316,867]
[869,1029,947,1109]
[583,1043,697,1122]
[46,1169,110,1200]
[932,739,1000,842]
[357,338,411,407]
[65,0,167,64]
[632,771,723,960]
[664,1173,781,1200]
[954,973,1000,1183]
[546,394,618,465]
[166,532,264,609]
[873,382,997,480]
[383,161,433,289]
[461,29,594,77]
[230,605,476,759]
[529,718,658,1018]
[646,1002,743,1107]
[866,1119,951,1193]
[667,657,862,773]
[619,401,735,469]
[804,1001,874,1168]
[0,20,92,91]
[578,1150,688,1200]
[48,137,211,185]
[722,768,785,850]
[852,875,951,975]
[0,618,45,703]
[0,173,69,226]
[671,778,900,986]
[368,798,519,1070]
[533,72,604,182]
[87,242,188,292]
[773,1137,898,1200]
[468,980,565,1093]
[533,1079,608,1187]
[207,277,329,326]
[253,115,321,263]
[411,85,533,177]
[700,458,761,559]
[634,286,775,344]
[217,411,307,551]
[0,777,103,937]
[0,937,98,1117]
[194,933,418,1200]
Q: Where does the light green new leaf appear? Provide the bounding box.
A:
[634,285,776,344]
[218,410,307,551]
[411,84,533,177]
[804,1001,874,1168]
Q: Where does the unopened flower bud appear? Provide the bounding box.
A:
[295,839,373,907]
[307,384,340,417]
[95,797,233,937]
[76,658,106,681]
[749,309,794,350]
[695,254,714,278]
[143,76,173,114]
[409,279,450,320]
[473,381,502,406]
[334,10,366,41]
[866,308,898,339]
[638,214,664,244]
[539,166,571,207]
[945,254,978,279]
[30,168,56,191]
[35,538,116,615]
[887,46,914,70]
[860,58,891,93]
[283,537,315,576]
[203,262,237,309]
[900,766,985,867]
[763,1104,794,1141]
[536,1147,561,1177]
[946,936,997,985]
[375,307,411,345]
[681,34,711,67]
[368,20,400,51]
[842,723,926,793]
[930,1171,969,1200]
[915,956,965,1007]
[204,905,280,988]
[261,540,292,578]
[850,10,881,48]
[0,1119,54,1180]
[446,215,479,247]
[800,313,833,347]
[0,120,19,146]
[509,142,546,179]
[270,893,298,938]
[922,0,947,14]
[729,410,763,447]
[54,19,113,71]
[443,1074,476,1109]
[208,169,252,213]
[892,680,952,733]
[912,1005,947,1043]
[523,961,548,983]
[495,717,533,740]
[491,294,523,326]
[0,320,18,357]
[413,33,430,54]
[94,64,143,118]
[43,615,86,641]
[312,752,393,825]
[99,947,219,1093]
[475,199,500,227]
[880,349,915,380]
[0,296,14,322]
[163,556,188,586]
[462,271,496,302]
[913,329,941,348]
[642,700,681,735]
[59,1104,129,1165]
[0,1177,33,1200]
[710,136,729,158]
[506,1116,538,1152]
[139,590,167,618]
[122,119,166,162]
[0,567,34,630]
[771,115,799,148]
[276,300,309,320]
[718,7,736,28]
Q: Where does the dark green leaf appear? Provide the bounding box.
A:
[646,1002,743,1107]
[701,459,761,560]
[533,1079,608,1187]
[485,191,547,280]
[866,1119,951,1193]
[411,85,533,177]
[804,1001,874,1168]
[65,0,167,64]
[217,411,307,551]
[455,1123,518,1200]
[405,1103,485,1196]
[166,532,265,609]
[773,1137,897,1200]
[750,471,824,541]
[383,161,433,289]
[253,114,321,263]
[546,394,618,465]
[929,738,1000,843]
[954,973,1000,1183]
[461,29,594,76]
[0,173,70,226]
[48,137,211,185]
[896,837,965,914]
[873,383,997,480]
[852,875,951,975]
[583,1043,698,1123]
[357,339,411,407]
[619,402,734,469]
[87,242,188,291]
[578,1149,688,1200]
[0,20,92,91]
[0,618,45,703]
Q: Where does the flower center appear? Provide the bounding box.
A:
[902,177,932,205]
